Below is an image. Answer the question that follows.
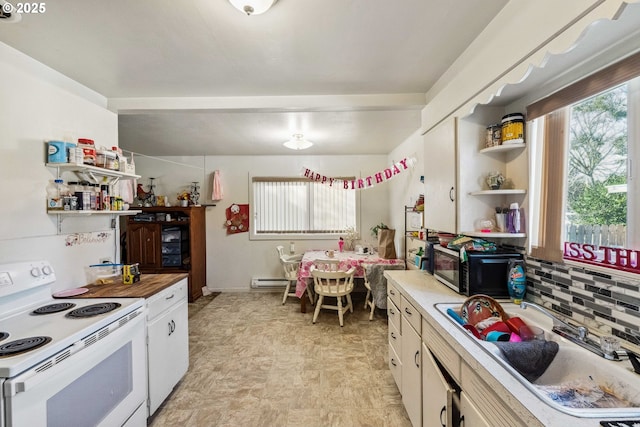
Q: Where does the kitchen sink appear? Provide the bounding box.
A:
[435,302,640,418]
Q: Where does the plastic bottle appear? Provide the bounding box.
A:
[100,177,110,211]
[46,179,65,210]
[507,202,521,233]
[507,259,526,304]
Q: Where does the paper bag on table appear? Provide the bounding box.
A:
[377,228,397,259]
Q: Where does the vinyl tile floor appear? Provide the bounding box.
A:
[148,291,412,427]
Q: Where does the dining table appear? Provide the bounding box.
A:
[295,250,405,313]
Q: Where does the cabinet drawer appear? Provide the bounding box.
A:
[387,297,401,332]
[161,242,183,255]
[422,318,460,381]
[162,255,182,267]
[387,282,401,310]
[162,228,182,242]
[400,295,421,334]
[388,316,401,359]
[147,279,188,321]
[389,341,402,392]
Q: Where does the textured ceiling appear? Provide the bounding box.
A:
[0,0,515,155]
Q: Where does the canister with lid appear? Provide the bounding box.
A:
[485,124,502,148]
[96,149,119,170]
[47,141,67,163]
[66,142,78,164]
[501,113,524,144]
[77,138,96,165]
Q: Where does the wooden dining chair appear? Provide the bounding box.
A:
[311,266,356,327]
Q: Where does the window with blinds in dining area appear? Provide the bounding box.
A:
[251,177,357,236]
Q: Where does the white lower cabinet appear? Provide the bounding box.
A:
[460,362,524,426]
[401,316,421,427]
[387,282,423,427]
[146,278,189,416]
[422,343,456,427]
[458,391,491,427]
[388,310,402,390]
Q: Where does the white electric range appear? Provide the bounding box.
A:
[0,260,147,427]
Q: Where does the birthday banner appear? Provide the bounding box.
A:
[301,157,416,190]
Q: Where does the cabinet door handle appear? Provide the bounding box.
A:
[404,307,412,316]
[449,186,455,202]
[389,308,395,315]
[389,289,395,296]
[459,415,465,427]
[439,406,446,427]
[414,350,420,368]
[390,358,397,367]
[171,320,175,333]
[168,321,173,336]
[390,332,397,340]
[165,293,175,300]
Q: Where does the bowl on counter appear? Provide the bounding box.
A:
[437,233,456,248]
[85,264,123,285]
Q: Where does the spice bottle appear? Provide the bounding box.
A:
[100,178,110,211]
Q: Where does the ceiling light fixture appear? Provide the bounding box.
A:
[228,0,278,16]
[283,134,313,150]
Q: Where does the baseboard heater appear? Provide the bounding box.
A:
[250,277,288,289]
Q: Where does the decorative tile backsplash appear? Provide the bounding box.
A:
[525,256,640,348]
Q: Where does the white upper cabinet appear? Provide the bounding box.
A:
[423,117,457,234]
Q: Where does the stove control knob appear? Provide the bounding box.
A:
[42,265,52,275]
[30,267,41,277]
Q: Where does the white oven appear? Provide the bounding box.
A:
[2,310,145,427]
[0,260,147,427]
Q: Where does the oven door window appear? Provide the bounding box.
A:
[4,315,145,427]
[47,343,132,427]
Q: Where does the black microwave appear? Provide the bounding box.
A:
[433,245,523,298]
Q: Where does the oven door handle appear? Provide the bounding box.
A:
[5,313,145,397]
[5,340,86,395]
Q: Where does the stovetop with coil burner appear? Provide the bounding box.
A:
[0,260,144,378]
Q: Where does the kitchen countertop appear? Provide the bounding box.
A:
[68,273,188,299]
[384,269,638,427]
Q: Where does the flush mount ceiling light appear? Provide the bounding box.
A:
[283,134,313,150]
[228,0,278,15]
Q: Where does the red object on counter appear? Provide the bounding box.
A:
[77,138,96,165]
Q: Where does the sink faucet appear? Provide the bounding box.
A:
[520,302,640,372]
[519,301,588,340]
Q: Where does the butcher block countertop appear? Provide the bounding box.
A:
[74,273,188,299]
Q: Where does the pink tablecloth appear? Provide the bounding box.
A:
[294,250,405,298]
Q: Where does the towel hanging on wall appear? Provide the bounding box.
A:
[211,170,223,201]
[119,179,135,204]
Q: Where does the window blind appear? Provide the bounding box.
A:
[252,177,356,235]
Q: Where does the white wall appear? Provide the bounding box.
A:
[387,129,425,256]
[0,42,120,291]
[133,154,401,291]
